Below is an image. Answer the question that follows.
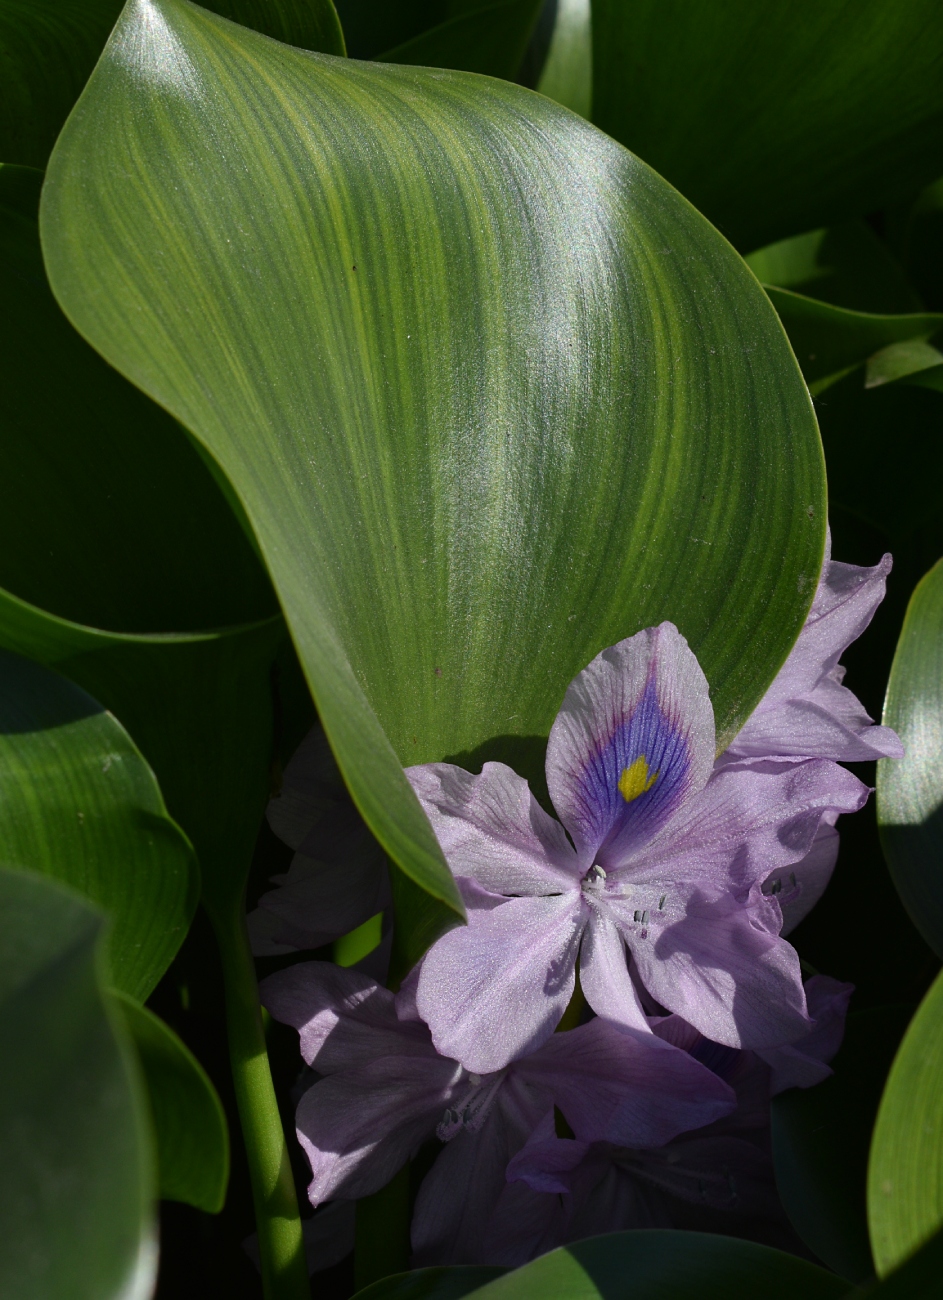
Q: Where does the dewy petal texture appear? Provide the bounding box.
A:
[547,623,715,863]
[726,537,903,762]
[416,892,584,1074]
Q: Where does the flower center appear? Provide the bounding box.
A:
[581,863,607,892]
[436,1069,505,1142]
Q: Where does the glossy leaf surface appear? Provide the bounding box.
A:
[117,992,229,1213]
[461,1231,850,1299]
[44,0,826,952]
[0,868,154,1300]
[0,0,344,169]
[592,0,943,251]
[772,1006,912,1284]
[0,647,197,1000]
[355,1267,506,1300]
[868,969,943,1275]
[877,558,943,958]
[761,289,942,392]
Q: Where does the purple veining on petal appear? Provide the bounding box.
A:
[571,672,695,865]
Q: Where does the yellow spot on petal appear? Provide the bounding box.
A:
[618,756,658,803]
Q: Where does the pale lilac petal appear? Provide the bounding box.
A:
[406,762,579,895]
[762,816,839,937]
[417,893,585,1073]
[481,1177,566,1268]
[295,1055,459,1203]
[411,1080,547,1265]
[624,756,869,892]
[726,548,903,762]
[626,888,811,1049]
[577,910,649,1032]
[516,1017,735,1147]
[261,963,431,1072]
[760,974,853,1093]
[546,623,715,864]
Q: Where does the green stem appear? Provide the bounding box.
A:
[212,904,310,1300]
[354,1162,411,1291]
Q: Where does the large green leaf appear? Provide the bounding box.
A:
[877,558,943,958]
[460,1231,850,1299]
[0,0,345,169]
[42,0,826,956]
[377,0,544,80]
[592,0,943,252]
[761,290,943,393]
[856,1226,943,1298]
[0,156,283,920]
[745,221,921,316]
[771,1006,913,1284]
[354,1267,506,1300]
[0,867,154,1300]
[868,969,943,1275]
[116,992,229,1213]
[0,646,197,1001]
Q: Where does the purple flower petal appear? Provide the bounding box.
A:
[726,543,903,762]
[266,725,346,849]
[295,1055,460,1203]
[626,887,811,1049]
[517,1017,735,1147]
[759,974,853,1093]
[417,893,585,1073]
[406,761,579,895]
[577,910,649,1031]
[411,1080,548,1265]
[762,816,840,937]
[546,624,715,864]
[261,963,430,1072]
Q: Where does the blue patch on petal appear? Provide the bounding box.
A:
[573,676,692,861]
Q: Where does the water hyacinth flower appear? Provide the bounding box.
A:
[260,962,734,1263]
[491,975,852,1267]
[248,725,388,955]
[723,535,904,764]
[409,623,868,1073]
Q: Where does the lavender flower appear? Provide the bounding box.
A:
[491,976,853,1267]
[409,624,867,1072]
[248,725,388,955]
[260,962,735,1264]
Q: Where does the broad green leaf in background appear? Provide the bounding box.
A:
[0,868,154,1300]
[877,557,943,958]
[865,339,943,390]
[353,1267,506,1300]
[591,0,943,251]
[868,969,943,1276]
[333,0,447,60]
[898,176,943,312]
[459,1231,850,1299]
[0,157,284,917]
[43,0,826,963]
[0,646,197,1001]
[760,289,943,393]
[771,1006,913,1284]
[537,0,591,120]
[376,0,545,81]
[0,0,345,169]
[745,221,921,316]
[816,375,943,551]
[116,992,229,1213]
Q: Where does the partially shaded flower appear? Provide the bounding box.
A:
[410,624,867,1072]
[724,535,903,763]
[260,961,734,1264]
[248,725,388,955]
[494,975,852,1267]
